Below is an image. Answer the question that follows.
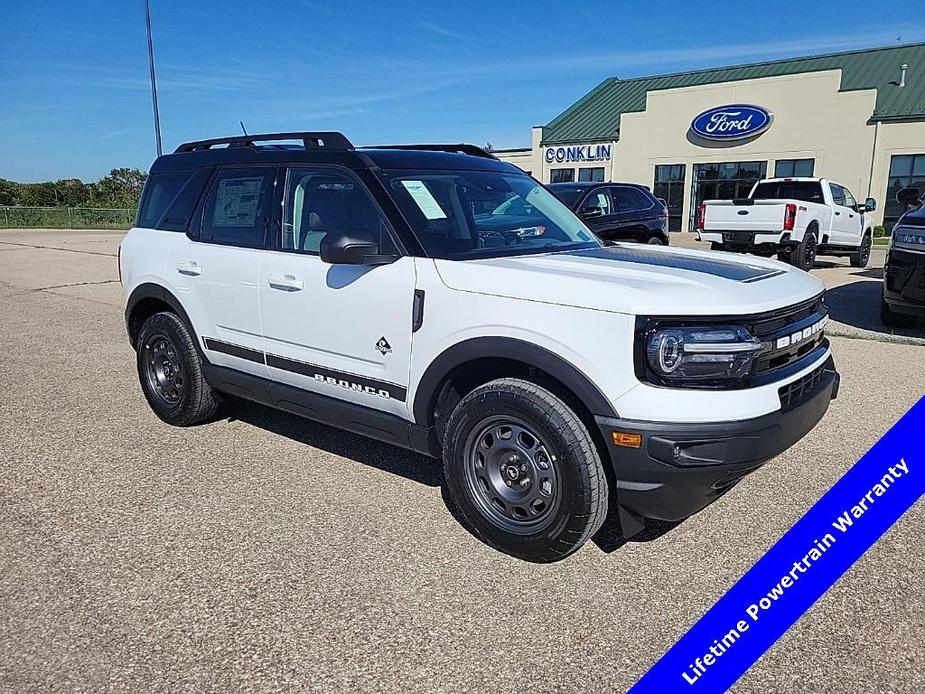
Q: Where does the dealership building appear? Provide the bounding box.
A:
[495,43,925,232]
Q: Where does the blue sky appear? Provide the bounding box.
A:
[2,0,925,182]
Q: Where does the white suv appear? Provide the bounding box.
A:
[121,132,839,562]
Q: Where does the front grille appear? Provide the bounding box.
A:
[778,361,827,411]
[750,294,828,375]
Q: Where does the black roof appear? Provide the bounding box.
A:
[151,131,520,175]
[547,181,650,190]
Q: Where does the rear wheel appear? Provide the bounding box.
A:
[791,228,817,271]
[136,312,218,426]
[647,236,665,245]
[442,378,608,563]
[850,234,872,268]
[881,298,918,328]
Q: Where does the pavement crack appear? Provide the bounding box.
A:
[34,279,119,291]
[0,241,117,257]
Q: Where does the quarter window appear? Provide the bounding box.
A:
[550,168,575,183]
[283,168,395,255]
[200,167,276,248]
[137,173,189,229]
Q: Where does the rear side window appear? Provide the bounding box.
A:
[200,167,276,248]
[610,186,653,213]
[752,181,824,203]
[136,169,212,231]
[137,173,188,228]
[829,183,846,207]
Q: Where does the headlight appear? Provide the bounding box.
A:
[892,225,925,252]
[645,325,762,383]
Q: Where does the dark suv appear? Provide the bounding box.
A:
[882,187,925,327]
[548,182,670,245]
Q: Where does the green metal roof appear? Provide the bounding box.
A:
[542,43,925,145]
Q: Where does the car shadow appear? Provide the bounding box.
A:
[824,273,925,338]
[218,397,663,555]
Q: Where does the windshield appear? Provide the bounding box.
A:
[383,170,600,259]
[752,181,824,203]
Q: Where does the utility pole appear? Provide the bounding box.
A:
[144,0,163,156]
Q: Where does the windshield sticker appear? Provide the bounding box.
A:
[401,180,447,220]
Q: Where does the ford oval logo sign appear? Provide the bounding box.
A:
[690,104,773,141]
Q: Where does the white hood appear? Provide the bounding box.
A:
[434,244,825,316]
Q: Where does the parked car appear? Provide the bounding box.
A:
[697,177,875,271]
[548,182,670,245]
[121,131,838,562]
[882,187,925,327]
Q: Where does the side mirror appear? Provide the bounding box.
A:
[897,187,921,208]
[319,230,395,265]
[581,206,604,218]
[864,197,877,212]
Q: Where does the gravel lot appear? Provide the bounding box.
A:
[1,229,922,693]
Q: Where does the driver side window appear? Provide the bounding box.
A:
[283,168,396,255]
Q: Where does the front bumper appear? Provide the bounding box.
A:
[596,356,839,526]
[884,247,925,315]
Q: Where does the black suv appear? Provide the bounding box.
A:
[548,182,670,245]
[882,187,925,327]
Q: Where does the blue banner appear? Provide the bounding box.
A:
[629,396,925,693]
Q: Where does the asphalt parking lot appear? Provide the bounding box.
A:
[1,229,922,693]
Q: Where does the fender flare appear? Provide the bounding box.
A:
[412,336,618,425]
[124,283,203,358]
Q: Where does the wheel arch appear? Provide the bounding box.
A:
[125,283,202,356]
[413,337,618,428]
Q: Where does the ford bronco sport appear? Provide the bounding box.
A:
[121,132,839,562]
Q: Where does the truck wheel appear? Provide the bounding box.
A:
[881,298,917,328]
[791,230,817,271]
[442,378,608,563]
[136,311,219,426]
[850,234,872,268]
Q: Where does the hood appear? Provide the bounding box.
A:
[434,244,825,316]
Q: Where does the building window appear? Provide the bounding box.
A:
[550,168,575,183]
[578,167,605,182]
[885,154,925,230]
[691,161,767,231]
[775,159,815,177]
[654,164,686,232]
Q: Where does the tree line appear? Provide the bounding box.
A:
[0,168,147,210]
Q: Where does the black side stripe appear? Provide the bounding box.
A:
[203,337,407,402]
[203,338,264,363]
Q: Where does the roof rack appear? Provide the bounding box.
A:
[364,143,497,160]
[174,131,354,153]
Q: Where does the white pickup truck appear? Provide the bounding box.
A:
[697,177,876,271]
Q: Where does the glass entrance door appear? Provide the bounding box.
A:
[654,164,686,232]
[690,161,768,230]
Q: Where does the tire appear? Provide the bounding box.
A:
[881,298,918,328]
[442,378,608,563]
[776,250,791,263]
[850,234,872,268]
[710,242,726,252]
[646,236,665,245]
[790,227,817,271]
[136,311,219,426]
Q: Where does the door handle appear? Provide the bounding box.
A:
[176,261,202,276]
[268,274,303,291]
[834,211,841,216]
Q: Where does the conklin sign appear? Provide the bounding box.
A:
[690,104,773,141]
[544,144,612,164]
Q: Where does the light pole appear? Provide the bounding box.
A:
[144,0,163,156]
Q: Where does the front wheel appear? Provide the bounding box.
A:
[850,234,872,268]
[442,379,608,563]
[646,235,665,245]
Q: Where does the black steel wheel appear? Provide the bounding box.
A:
[136,312,218,426]
[463,416,561,534]
[851,234,872,268]
[443,378,608,563]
